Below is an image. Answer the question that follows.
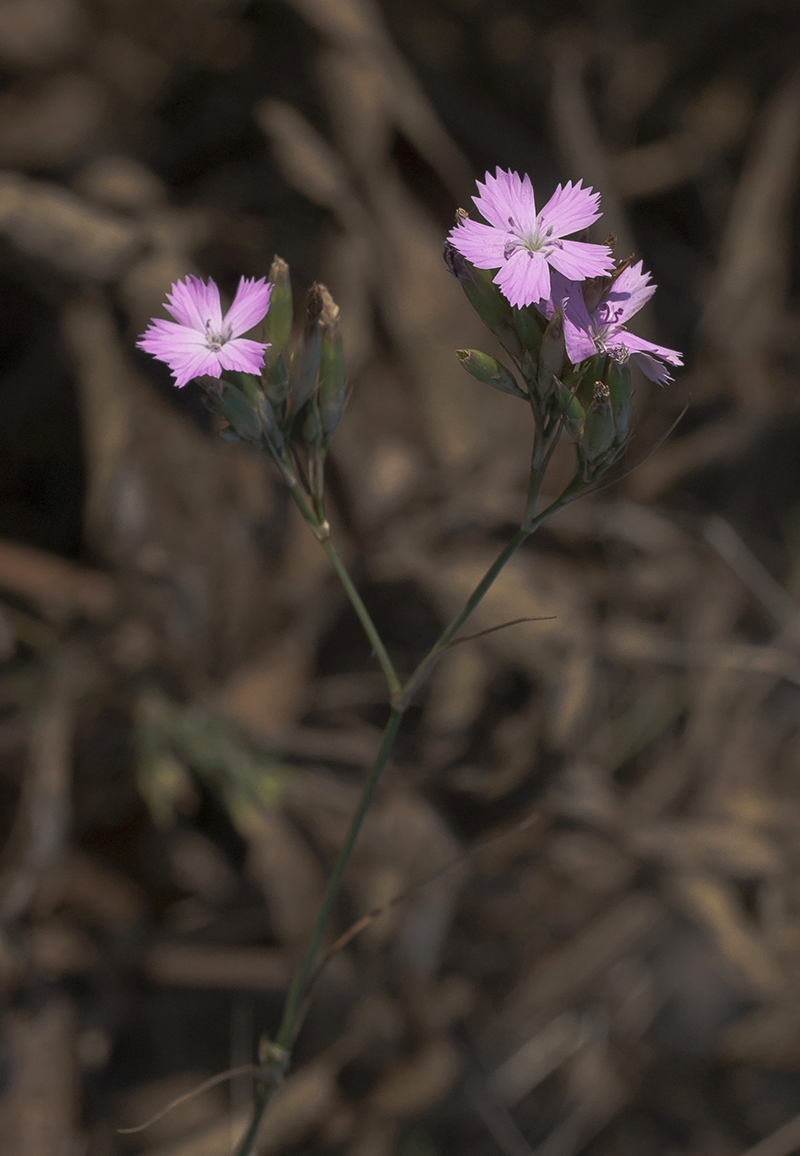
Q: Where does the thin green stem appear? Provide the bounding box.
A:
[400,527,528,708]
[319,537,402,703]
[288,487,402,702]
[234,709,404,1156]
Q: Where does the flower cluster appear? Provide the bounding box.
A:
[449,167,682,386]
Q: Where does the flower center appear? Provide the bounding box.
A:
[204,319,231,352]
[503,216,556,261]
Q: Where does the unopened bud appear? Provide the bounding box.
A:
[456,349,527,399]
[580,381,615,463]
[264,350,291,407]
[216,381,262,444]
[318,292,346,442]
[443,243,523,360]
[607,359,632,443]
[290,284,324,409]
[536,308,565,400]
[303,401,324,451]
[264,256,293,355]
[555,380,586,441]
[512,305,544,357]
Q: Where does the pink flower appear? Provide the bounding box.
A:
[137,275,272,389]
[448,168,614,309]
[551,262,683,385]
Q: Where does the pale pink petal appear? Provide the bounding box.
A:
[617,330,682,365]
[494,248,550,308]
[563,315,598,364]
[164,276,223,332]
[473,168,537,232]
[170,348,223,389]
[449,218,509,269]
[557,278,598,364]
[217,337,269,375]
[223,277,273,338]
[538,181,602,239]
[137,319,208,356]
[547,239,614,280]
[604,261,656,324]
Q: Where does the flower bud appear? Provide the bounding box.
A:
[580,381,615,463]
[216,381,262,444]
[303,400,324,451]
[456,349,527,399]
[264,350,291,407]
[536,308,565,401]
[607,359,632,443]
[264,256,293,356]
[443,239,523,360]
[512,305,544,357]
[290,284,324,409]
[317,288,346,443]
[555,380,586,441]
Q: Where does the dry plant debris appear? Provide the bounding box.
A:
[0,1,799,1155]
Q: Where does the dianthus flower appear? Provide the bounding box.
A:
[137,275,272,388]
[551,262,683,384]
[448,168,615,309]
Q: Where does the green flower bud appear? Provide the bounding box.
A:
[580,381,615,463]
[216,381,262,444]
[303,400,324,451]
[317,289,346,443]
[443,238,523,360]
[555,380,586,440]
[264,350,291,407]
[456,349,527,399]
[264,256,292,356]
[290,283,324,409]
[512,305,544,357]
[607,359,632,443]
[536,308,565,401]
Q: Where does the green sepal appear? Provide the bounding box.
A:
[303,401,324,451]
[512,305,544,357]
[264,256,293,357]
[444,242,523,359]
[456,349,527,399]
[318,309,346,442]
[216,382,261,444]
[555,380,586,440]
[607,359,633,443]
[264,351,291,407]
[580,382,615,463]
[221,371,260,404]
[536,308,566,400]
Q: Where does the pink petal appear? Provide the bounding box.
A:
[547,239,614,280]
[618,330,683,367]
[537,180,602,238]
[223,277,273,338]
[137,319,208,356]
[494,248,550,308]
[448,218,509,269]
[164,276,223,333]
[217,337,269,375]
[605,261,655,325]
[169,349,224,389]
[473,168,537,232]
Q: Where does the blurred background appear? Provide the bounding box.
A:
[1,0,800,1153]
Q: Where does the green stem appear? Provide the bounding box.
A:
[288,487,402,703]
[234,709,404,1156]
[399,528,529,708]
[319,537,402,704]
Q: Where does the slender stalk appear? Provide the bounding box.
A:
[234,709,403,1156]
[319,537,402,704]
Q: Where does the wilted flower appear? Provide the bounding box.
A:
[552,262,683,384]
[448,168,614,309]
[137,275,272,388]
